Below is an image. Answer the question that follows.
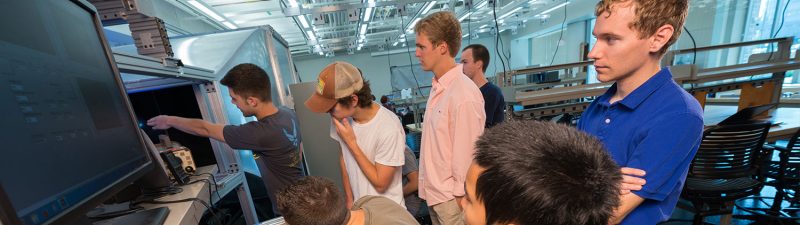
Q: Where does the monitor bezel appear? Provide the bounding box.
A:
[0,0,154,224]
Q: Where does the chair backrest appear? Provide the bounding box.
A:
[689,122,771,179]
[784,129,800,175]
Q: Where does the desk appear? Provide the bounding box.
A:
[703,105,800,142]
[139,165,246,225]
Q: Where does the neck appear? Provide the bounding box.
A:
[254,102,279,120]
[433,58,457,80]
[611,60,661,103]
[352,102,379,124]
[346,210,365,225]
[471,72,489,87]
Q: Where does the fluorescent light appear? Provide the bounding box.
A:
[223,21,237,29]
[188,0,225,21]
[393,42,399,46]
[538,2,569,15]
[360,24,368,36]
[421,1,437,15]
[462,34,469,38]
[475,0,488,9]
[406,17,421,33]
[458,12,473,22]
[287,0,298,7]
[479,24,488,29]
[498,7,521,20]
[306,30,317,41]
[364,7,374,21]
[298,16,310,28]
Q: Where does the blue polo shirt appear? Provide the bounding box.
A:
[577,68,704,224]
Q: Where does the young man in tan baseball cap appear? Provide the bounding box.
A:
[305,61,407,209]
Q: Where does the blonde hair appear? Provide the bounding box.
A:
[596,0,688,55]
[414,11,462,57]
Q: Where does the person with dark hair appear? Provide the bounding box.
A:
[147,63,304,215]
[461,44,505,128]
[305,62,407,207]
[578,0,702,224]
[414,11,485,225]
[460,120,622,225]
[277,176,419,225]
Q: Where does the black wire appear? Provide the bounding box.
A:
[683,26,697,65]
[192,173,223,201]
[768,0,792,61]
[401,14,424,97]
[467,7,472,45]
[492,1,508,76]
[549,2,568,66]
[187,178,216,210]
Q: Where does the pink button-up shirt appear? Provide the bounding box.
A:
[418,64,486,206]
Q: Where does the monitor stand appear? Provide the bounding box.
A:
[92,207,169,225]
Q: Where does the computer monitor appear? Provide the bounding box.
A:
[0,1,153,224]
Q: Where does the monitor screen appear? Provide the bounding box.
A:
[0,1,152,224]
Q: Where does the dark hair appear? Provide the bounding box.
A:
[220,63,272,102]
[474,120,621,225]
[463,44,491,73]
[276,176,349,225]
[336,80,372,109]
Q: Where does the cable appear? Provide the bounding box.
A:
[549,1,568,66]
[467,6,472,46]
[683,26,697,65]
[187,178,216,211]
[192,173,223,201]
[401,14,424,97]
[492,1,508,77]
[767,0,792,61]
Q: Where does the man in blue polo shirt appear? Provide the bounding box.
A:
[578,0,703,224]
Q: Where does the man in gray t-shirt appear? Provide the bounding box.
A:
[223,107,304,213]
[148,64,304,215]
[402,147,426,218]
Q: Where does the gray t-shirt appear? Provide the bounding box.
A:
[401,148,425,217]
[353,196,420,225]
[223,107,304,213]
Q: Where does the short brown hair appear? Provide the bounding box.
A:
[414,11,462,57]
[336,80,372,108]
[463,44,491,73]
[276,176,349,225]
[220,63,272,102]
[595,0,688,55]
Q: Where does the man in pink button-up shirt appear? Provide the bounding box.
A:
[413,11,486,225]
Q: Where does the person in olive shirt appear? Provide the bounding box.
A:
[277,176,419,225]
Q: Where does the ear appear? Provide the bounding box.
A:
[649,24,674,54]
[350,95,359,107]
[438,42,449,56]
[246,96,259,107]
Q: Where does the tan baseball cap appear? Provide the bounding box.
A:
[304,61,364,113]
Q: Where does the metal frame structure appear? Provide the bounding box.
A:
[504,37,799,120]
